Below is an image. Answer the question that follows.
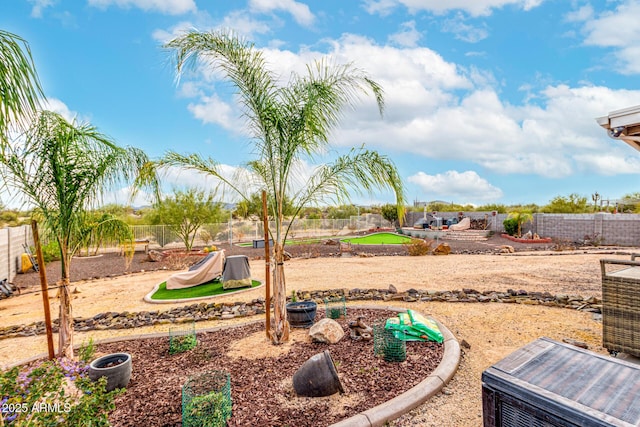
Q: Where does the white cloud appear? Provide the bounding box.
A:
[167,29,640,185]
[564,4,593,23]
[442,13,489,43]
[362,0,545,17]
[28,0,56,18]
[572,153,640,176]
[580,1,640,74]
[388,21,422,47]
[248,0,315,27]
[187,94,246,134]
[88,0,196,15]
[41,98,81,123]
[408,170,504,203]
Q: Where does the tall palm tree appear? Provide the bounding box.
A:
[0,110,158,358]
[163,30,405,344]
[0,30,44,145]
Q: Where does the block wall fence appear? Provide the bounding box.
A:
[406,211,640,246]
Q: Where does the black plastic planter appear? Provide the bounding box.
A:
[286,301,317,328]
[293,350,344,397]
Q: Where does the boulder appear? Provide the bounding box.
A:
[499,245,514,253]
[146,250,165,262]
[309,318,344,344]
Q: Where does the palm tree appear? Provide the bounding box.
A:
[507,210,533,237]
[0,30,44,145]
[163,30,405,344]
[0,110,158,358]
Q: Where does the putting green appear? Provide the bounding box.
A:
[149,279,262,301]
[340,232,412,245]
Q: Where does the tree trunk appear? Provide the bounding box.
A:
[57,277,74,359]
[270,241,289,344]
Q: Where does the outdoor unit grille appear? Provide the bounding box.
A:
[482,338,640,427]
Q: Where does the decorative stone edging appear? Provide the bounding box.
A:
[0,288,601,341]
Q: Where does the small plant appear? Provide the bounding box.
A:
[291,290,298,303]
[78,337,95,364]
[404,238,432,256]
[184,391,229,427]
[170,334,197,354]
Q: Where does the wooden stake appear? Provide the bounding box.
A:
[31,220,55,360]
[262,191,271,339]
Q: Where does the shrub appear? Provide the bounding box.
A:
[404,238,432,256]
[502,218,518,236]
[33,240,61,263]
[0,358,122,425]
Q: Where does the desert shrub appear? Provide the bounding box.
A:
[404,238,432,256]
[502,218,518,236]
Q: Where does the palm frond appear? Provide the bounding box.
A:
[0,30,44,144]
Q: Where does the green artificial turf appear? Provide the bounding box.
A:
[150,279,261,300]
[340,232,412,245]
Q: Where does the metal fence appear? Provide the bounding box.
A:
[127,214,392,249]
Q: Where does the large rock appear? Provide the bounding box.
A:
[309,318,344,344]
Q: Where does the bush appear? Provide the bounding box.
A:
[0,358,122,426]
[34,240,61,263]
[404,238,432,256]
[502,218,518,236]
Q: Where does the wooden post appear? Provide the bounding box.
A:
[262,191,271,339]
[31,220,55,360]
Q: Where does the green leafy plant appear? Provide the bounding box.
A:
[503,218,518,236]
[78,337,95,364]
[184,391,229,427]
[170,334,197,354]
[290,290,298,303]
[0,358,122,426]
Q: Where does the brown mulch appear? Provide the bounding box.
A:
[100,308,443,427]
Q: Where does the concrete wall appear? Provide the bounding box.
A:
[406,211,640,246]
[0,225,33,284]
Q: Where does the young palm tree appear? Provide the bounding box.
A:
[163,30,405,344]
[0,110,158,358]
[0,30,44,145]
[507,210,533,237]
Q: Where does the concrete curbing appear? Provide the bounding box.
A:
[329,313,460,427]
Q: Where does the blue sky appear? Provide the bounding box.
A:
[3,0,640,208]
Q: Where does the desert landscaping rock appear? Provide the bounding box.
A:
[0,288,602,340]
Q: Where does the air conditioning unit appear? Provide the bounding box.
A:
[482,337,640,427]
